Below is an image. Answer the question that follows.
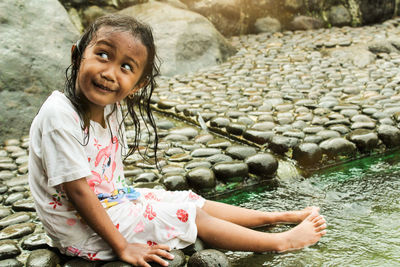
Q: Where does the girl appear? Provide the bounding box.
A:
[28,14,326,267]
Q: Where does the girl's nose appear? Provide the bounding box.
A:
[101,66,117,82]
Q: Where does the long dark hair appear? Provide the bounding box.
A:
[64,13,160,164]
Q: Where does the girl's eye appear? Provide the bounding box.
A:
[122,63,132,72]
[99,52,108,59]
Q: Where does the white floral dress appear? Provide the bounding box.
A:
[29,91,205,261]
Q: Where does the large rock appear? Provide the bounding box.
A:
[0,0,79,143]
[119,1,236,76]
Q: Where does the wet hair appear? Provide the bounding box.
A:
[64,13,160,164]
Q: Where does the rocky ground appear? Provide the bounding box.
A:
[2,18,400,266]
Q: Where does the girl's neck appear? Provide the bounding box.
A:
[90,106,106,128]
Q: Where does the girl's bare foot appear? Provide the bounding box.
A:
[278,211,327,252]
[275,206,320,224]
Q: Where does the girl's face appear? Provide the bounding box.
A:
[76,27,148,115]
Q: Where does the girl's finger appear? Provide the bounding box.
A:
[153,243,170,251]
[154,248,174,260]
[138,259,151,267]
[147,254,169,267]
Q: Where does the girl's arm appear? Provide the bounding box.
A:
[63,178,173,267]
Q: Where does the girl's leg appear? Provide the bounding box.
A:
[195,207,326,252]
[202,200,318,228]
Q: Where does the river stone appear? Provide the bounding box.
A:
[4,175,28,187]
[0,164,17,172]
[377,125,400,148]
[185,160,212,170]
[0,212,31,229]
[290,15,324,31]
[150,249,186,267]
[0,240,20,260]
[210,117,230,128]
[191,148,221,157]
[212,161,248,182]
[186,167,216,189]
[175,141,202,151]
[182,238,206,256]
[0,258,23,267]
[328,4,351,27]
[254,16,281,33]
[243,130,274,145]
[268,136,299,155]
[120,1,236,76]
[0,185,7,194]
[0,209,11,220]
[188,249,231,267]
[226,123,247,135]
[169,153,193,162]
[26,249,60,267]
[319,138,357,158]
[63,258,99,267]
[169,127,199,138]
[134,172,159,183]
[0,223,36,240]
[21,233,48,250]
[4,193,25,206]
[161,165,185,174]
[225,146,257,160]
[164,134,189,142]
[293,143,323,166]
[347,129,379,152]
[102,261,132,267]
[206,139,231,149]
[156,119,176,130]
[161,173,189,191]
[11,198,35,212]
[194,133,214,144]
[206,154,233,164]
[245,153,278,179]
[166,147,185,156]
[0,172,14,181]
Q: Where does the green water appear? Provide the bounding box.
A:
[219,151,400,267]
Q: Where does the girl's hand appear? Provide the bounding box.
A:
[117,243,174,267]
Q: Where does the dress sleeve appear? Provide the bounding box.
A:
[42,128,92,187]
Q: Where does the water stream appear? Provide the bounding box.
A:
[218,150,400,266]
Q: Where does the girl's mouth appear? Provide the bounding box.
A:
[93,81,116,92]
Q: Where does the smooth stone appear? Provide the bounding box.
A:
[329,125,350,134]
[347,129,379,152]
[0,209,11,220]
[0,258,23,267]
[351,121,376,130]
[164,134,189,142]
[206,154,233,164]
[0,185,7,194]
[0,223,36,240]
[21,233,48,250]
[319,138,357,158]
[134,172,159,183]
[283,130,305,139]
[12,199,36,212]
[245,153,278,178]
[169,127,199,138]
[316,130,341,140]
[225,146,257,160]
[0,172,14,181]
[0,240,20,260]
[157,99,181,109]
[4,140,19,147]
[243,130,274,145]
[268,136,299,155]
[0,164,17,172]
[206,139,231,149]
[169,153,193,162]
[161,165,185,174]
[194,134,214,144]
[212,161,248,182]
[175,141,202,151]
[63,258,99,267]
[165,147,185,156]
[225,123,246,135]
[25,249,60,267]
[210,117,230,128]
[351,114,373,122]
[324,118,350,126]
[8,186,25,193]
[161,172,188,190]
[190,148,221,157]
[150,249,186,267]
[182,238,206,256]
[251,121,275,131]
[0,212,31,229]
[184,160,212,170]
[186,167,216,189]
[303,126,324,134]
[124,168,144,178]
[4,193,25,206]
[102,261,132,267]
[188,249,232,267]
[156,120,176,130]
[377,125,400,148]
[4,175,28,187]
[293,143,323,166]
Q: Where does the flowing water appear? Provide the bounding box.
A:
[218,150,400,267]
